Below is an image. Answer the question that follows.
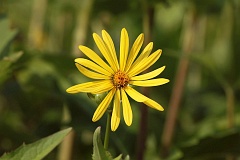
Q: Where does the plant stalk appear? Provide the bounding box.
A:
[161,7,196,157]
[104,110,112,150]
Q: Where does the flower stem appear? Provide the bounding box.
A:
[104,110,112,150]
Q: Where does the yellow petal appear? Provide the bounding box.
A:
[79,45,114,74]
[75,58,111,76]
[130,78,170,87]
[91,81,114,94]
[125,33,144,72]
[130,42,153,70]
[66,80,111,93]
[75,63,110,80]
[121,88,132,126]
[66,81,99,93]
[93,33,118,72]
[92,88,116,122]
[119,28,129,71]
[102,30,119,70]
[128,49,162,77]
[125,87,165,111]
[124,86,148,102]
[111,89,121,131]
[131,66,166,80]
[143,98,164,111]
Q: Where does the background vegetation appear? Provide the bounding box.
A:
[0,0,240,159]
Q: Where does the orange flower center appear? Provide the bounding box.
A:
[113,70,129,88]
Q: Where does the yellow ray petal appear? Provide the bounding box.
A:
[111,89,121,131]
[75,63,110,80]
[93,33,118,72]
[143,98,164,111]
[130,78,170,87]
[91,80,114,94]
[130,42,153,70]
[121,88,132,126]
[128,49,162,77]
[75,58,111,76]
[92,88,116,122]
[66,81,99,93]
[79,45,114,74]
[119,28,129,71]
[131,66,166,81]
[125,33,144,72]
[124,86,148,102]
[66,80,110,93]
[102,30,119,70]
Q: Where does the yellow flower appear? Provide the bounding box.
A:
[66,28,169,131]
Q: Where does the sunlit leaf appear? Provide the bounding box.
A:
[92,127,112,160]
[113,154,130,160]
[0,128,72,160]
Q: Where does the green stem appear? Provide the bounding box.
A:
[104,110,112,150]
[225,85,235,129]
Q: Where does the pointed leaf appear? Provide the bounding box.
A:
[92,127,112,160]
[123,155,130,160]
[113,154,123,160]
[0,128,72,160]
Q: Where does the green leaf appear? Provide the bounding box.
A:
[3,51,23,62]
[0,51,23,86]
[113,154,130,160]
[123,155,130,160]
[92,127,112,160]
[113,154,123,160]
[0,18,18,57]
[0,127,72,160]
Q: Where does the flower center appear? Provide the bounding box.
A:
[113,70,129,88]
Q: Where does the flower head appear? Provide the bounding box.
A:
[66,28,169,131]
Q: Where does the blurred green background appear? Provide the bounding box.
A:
[0,0,240,159]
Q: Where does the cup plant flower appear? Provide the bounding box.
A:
[66,28,169,132]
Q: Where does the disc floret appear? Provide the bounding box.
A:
[112,70,129,88]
